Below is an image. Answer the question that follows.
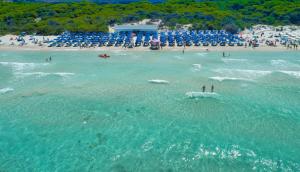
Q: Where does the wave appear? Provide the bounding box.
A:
[214,69,300,80]
[15,72,75,78]
[0,87,14,94]
[0,62,48,71]
[278,70,300,79]
[209,76,254,82]
[148,79,169,84]
[222,58,248,63]
[214,69,272,80]
[186,91,219,98]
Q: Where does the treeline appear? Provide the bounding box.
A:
[0,0,299,35]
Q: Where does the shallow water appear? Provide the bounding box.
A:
[0,51,300,171]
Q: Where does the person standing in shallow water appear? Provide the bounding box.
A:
[202,85,206,92]
[211,85,214,92]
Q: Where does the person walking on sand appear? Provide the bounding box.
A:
[211,85,214,92]
[202,85,206,92]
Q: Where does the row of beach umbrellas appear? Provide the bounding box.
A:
[48,30,245,47]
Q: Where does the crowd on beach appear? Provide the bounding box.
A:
[0,25,299,51]
[240,25,300,50]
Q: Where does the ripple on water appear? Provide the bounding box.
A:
[0,61,49,71]
[186,92,219,99]
[222,58,248,63]
[15,72,75,78]
[160,143,300,171]
[0,87,14,94]
[213,68,272,81]
[209,76,254,82]
[271,59,300,69]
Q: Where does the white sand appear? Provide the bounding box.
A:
[0,35,56,47]
[0,43,295,52]
[1,25,299,52]
[0,35,295,52]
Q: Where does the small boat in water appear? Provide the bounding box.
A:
[99,54,110,58]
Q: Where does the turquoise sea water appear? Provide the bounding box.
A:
[0,50,300,171]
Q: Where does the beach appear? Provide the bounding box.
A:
[1,27,299,52]
[0,39,296,52]
[0,44,296,52]
[0,50,300,171]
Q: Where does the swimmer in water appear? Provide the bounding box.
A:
[49,56,52,61]
[222,52,225,57]
[202,85,206,92]
[211,85,214,92]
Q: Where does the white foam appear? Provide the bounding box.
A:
[214,69,272,80]
[16,72,50,77]
[148,79,169,84]
[279,70,300,79]
[191,144,299,171]
[53,72,75,77]
[193,144,242,160]
[209,76,254,82]
[0,62,48,71]
[222,58,248,63]
[192,64,202,71]
[15,72,75,78]
[0,87,14,94]
[186,91,218,98]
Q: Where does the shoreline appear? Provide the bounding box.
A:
[0,45,298,52]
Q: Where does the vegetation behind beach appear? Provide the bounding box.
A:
[0,0,299,35]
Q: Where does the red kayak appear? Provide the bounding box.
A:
[99,54,110,58]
